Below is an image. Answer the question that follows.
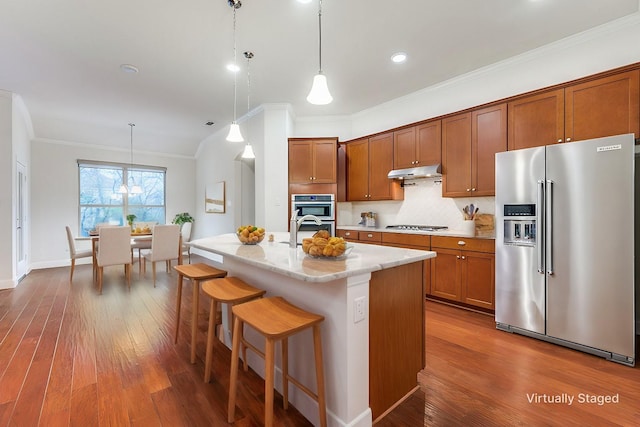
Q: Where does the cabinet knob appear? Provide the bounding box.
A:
[367,234,373,238]
[566,138,571,142]
[457,240,466,246]
[345,232,351,236]
[310,176,313,180]
[557,139,563,143]
[466,188,471,192]
[461,256,466,260]
[471,188,476,192]
[456,255,461,259]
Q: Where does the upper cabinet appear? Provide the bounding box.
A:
[346,133,403,201]
[393,121,442,169]
[565,70,639,143]
[508,70,640,150]
[442,104,507,197]
[508,89,565,150]
[288,138,337,184]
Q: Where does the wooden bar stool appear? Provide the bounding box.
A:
[201,277,266,383]
[173,263,227,363]
[227,296,327,427]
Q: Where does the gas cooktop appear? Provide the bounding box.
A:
[386,225,448,232]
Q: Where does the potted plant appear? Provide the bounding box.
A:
[126,214,137,229]
[172,212,194,228]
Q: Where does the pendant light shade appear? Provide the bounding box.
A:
[241,143,255,159]
[307,0,332,105]
[227,122,244,142]
[307,73,333,105]
[226,0,244,142]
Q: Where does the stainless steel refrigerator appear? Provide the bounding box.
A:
[495,133,636,366]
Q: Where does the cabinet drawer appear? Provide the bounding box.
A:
[382,232,430,248]
[358,231,382,242]
[336,229,358,240]
[431,236,494,253]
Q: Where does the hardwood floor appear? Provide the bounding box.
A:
[1,257,639,426]
[379,301,640,427]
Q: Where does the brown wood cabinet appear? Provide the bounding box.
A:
[442,104,506,197]
[393,121,442,169]
[288,138,337,184]
[508,70,640,150]
[430,236,495,310]
[565,70,640,143]
[346,133,403,201]
[508,89,565,150]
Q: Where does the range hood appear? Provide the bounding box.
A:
[387,164,442,180]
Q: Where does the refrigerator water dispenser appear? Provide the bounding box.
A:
[502,204,536,247]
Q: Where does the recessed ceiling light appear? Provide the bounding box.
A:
[120,64,139,73]
[391,52,407,63]
[227,63,240,72]
[205,121,214,126]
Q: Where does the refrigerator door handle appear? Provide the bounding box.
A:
[537,180,545,274]
[546,179,554,275]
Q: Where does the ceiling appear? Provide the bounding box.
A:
[1,0,638,156]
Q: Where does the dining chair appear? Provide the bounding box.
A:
[142,224,181,287]
[180,222,193,264]
[96,226,133,294]
[65,226,93,282]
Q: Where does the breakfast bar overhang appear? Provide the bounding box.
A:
[189,232,435,427]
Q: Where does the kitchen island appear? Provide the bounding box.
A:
[189,232,435,427]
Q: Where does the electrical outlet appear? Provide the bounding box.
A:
[354,296,366,323]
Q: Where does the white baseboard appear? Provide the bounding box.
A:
[0,279,17,290]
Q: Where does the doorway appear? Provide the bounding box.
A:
[16,161,27,281]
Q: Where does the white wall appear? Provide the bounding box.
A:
[0,91,13,287]
[30,139,196,269]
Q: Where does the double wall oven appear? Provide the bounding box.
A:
[291,194,335,236]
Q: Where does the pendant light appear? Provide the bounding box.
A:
[241,51,255,159]
[119,123,143,194]
[306,0,333,105]
[226,0,244,142]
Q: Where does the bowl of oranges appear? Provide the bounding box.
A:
[236,225,265,245]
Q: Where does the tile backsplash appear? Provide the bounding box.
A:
[337,179,495,230]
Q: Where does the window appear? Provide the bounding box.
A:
[78,160,166,236]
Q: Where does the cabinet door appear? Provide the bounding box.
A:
[565,70,640,142]
[393,127,417,169]
[368,132,395,200]
[312,140,337,183]
[461,251,495,310]
[416,120,441,167]
[430,248,461,301]
[442,113,472,197]
[508,89,565,150]
[472,103,507,196]
[346,138,370,201]
[288,140,313,183]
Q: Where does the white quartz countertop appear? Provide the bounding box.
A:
[189,232,435,283]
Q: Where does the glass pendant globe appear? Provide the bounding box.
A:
[307,74,333,105]
[241,143,255,159]
[226,122,244,142]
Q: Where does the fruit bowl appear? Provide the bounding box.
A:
[236,225,265,245]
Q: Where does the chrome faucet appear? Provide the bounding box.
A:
[289,211,322,248]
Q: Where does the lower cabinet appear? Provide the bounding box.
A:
[336,230,495,311]
[430,236,495,311]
